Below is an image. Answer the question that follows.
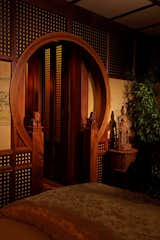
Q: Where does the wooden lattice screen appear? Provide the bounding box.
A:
[108,31,133,77]
[72,21,107,66]
[0,152,12,208]
[15,168,32,200]
[0,0,136,207]
[0,0,11,56]
[97,141,108,183]
[0,150,32,207]
[15,0,67,56]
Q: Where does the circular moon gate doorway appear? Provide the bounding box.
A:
[10,32,110,185]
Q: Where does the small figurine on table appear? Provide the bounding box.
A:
[33,112,41,128]
[108,111,117,149]
[118,105,131,150]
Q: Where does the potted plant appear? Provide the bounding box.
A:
[125,74,160,192]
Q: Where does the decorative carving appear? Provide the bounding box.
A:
[32,112,41,128]
[108,111,117,149]
[87,112,97,127]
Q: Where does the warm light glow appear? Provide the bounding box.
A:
[88,73,94,117]
[55,45,62,142]
[45,48,51,139]
[0,61,11,150]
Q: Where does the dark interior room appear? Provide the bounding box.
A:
[0,0,160,239]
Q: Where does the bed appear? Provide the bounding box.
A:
[0,183,160,240]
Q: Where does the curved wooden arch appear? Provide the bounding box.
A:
[10,32,110,148]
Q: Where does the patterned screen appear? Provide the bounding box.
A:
[73,21,107,66]
[108,32,133,77]
[15,0,66,56]
[0,153,11,207]
[15,151,31,165]
[0,0,11,56]
[0,151,32,206]
[97,142,106,183]
[15,168,32,200]
[0,154,11,168]
[98,142,105,152]
[55,45,62,142]
[0,172,10,207]
[97,155,103,183]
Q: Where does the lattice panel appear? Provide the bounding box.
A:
[108,32,133,77]
[0,172,10,207]
[15,0,66,56]
[98,142,105,153]
[0,0,11,56]
[15,168,32,200]
[15,152,31,165]
[97,154,104,183]
[0,154,11,167]
[55,45,62,142]
[73,21,107,65]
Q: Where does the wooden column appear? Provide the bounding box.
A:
[32,116,44,194]
[90,122,98,181]
[81,61,88,127]
[67,46,81,183]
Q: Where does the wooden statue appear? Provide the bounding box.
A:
[33,112,41,128]
[118,105,131,150]
[108,111,117,149]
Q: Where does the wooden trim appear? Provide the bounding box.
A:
[15,147,32,153]
[0,56,15,61]
[137,21,160,31]
[110,3,155,20]
[0,150,13,155]
[25,0,133,34]
[15,163,32,171]
[67,0,81,4]
[108,73,133,81]
[10,32,110,181]
[0,167,13,173]
[81,61,88,127]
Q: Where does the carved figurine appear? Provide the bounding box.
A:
[118,105,131,150]
[87,111,97,126]
[33,112,41,127]
[108,111,117,149]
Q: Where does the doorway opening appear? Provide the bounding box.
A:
[25,40,106,185]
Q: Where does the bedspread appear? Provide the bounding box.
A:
[1,183,160,240]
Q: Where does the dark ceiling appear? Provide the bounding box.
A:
[66,0,160,36]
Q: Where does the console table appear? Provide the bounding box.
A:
[109,148,138,173]
[106,148,138,187]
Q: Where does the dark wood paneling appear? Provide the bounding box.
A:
[108,31,134,78]
[135,35,151,78]
[25,53,41,123]
[67,45,81,183]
